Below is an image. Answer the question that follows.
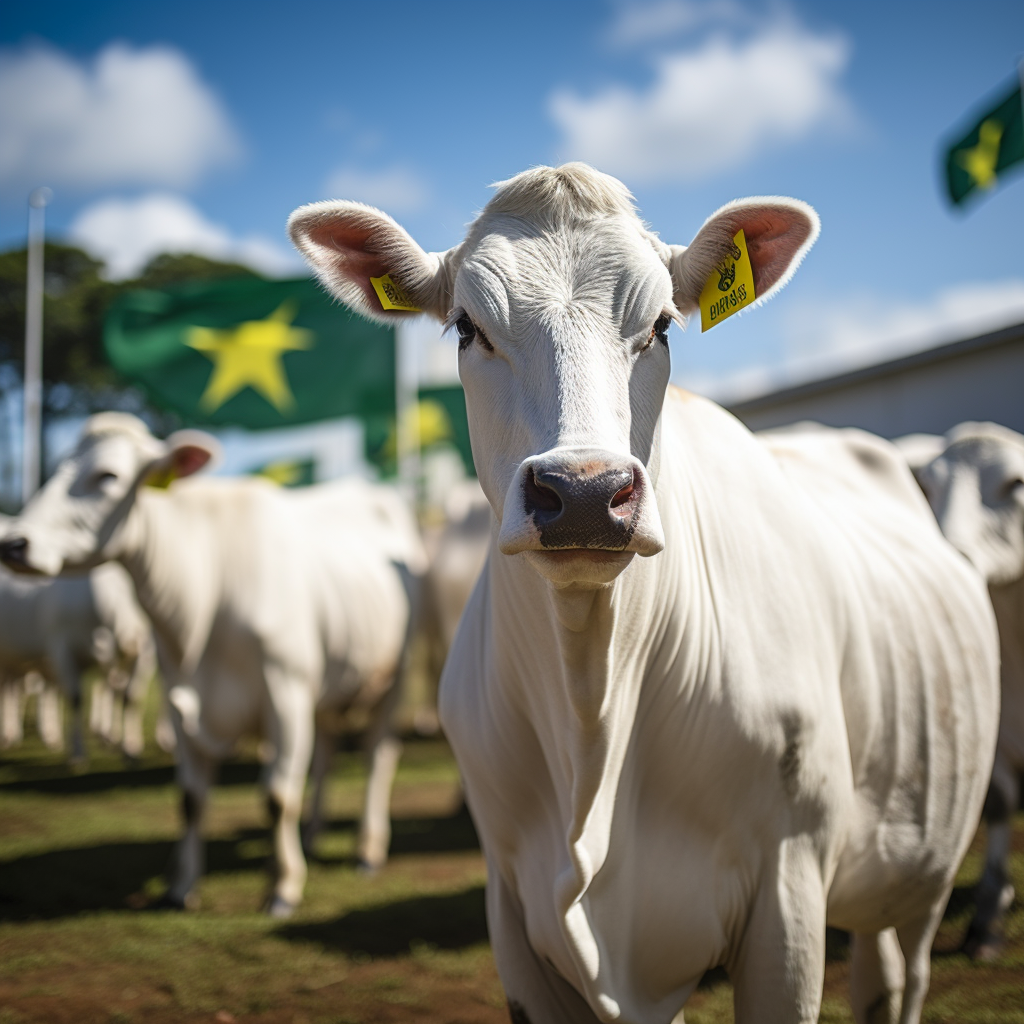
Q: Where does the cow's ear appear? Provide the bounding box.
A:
[144,430,220,489]
[288,200,453,323]
[667,197,819,315]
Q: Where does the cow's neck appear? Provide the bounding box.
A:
[114,490,212,675]
[489,525,687,918]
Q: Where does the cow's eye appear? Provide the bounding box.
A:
[645,314,671,350]
[94,470,118,487]
[455,313,493,353]
[1002,477,1024,500]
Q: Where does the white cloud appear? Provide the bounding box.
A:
[68,193,300,280]
[550,21,852,184]
[783,279,1024,371]
[606,0,750,47]
[323,165,429,213]
[688,280,1024,404]
[0,43,240,192]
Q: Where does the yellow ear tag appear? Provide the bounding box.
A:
[370,274,420,312]
[699,229,756,332]
[144,465,177,490]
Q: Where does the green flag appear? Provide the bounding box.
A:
[944,75,1024,206]
[105,277,395,430]
[249,457,317,487]
[419,383,475,477]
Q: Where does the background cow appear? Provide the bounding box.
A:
[0,518,154,764]
[904,422,1024,960]
[0,414,427,917]
[289,163,1000,1024]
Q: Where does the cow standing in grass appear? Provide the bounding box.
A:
[288,163,1000,1024]
[0,415,426,917]
[910,422,1024,961]
[0,534,154,763]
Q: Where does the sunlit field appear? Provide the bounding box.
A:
[1,699,1022,1024]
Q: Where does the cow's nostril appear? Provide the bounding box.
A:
[524,468,563,518]
[609,472,637,512]
[0,536,29,567]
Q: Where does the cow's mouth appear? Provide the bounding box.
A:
[534,549,630,563]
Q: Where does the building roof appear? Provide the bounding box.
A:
[728,320,1024,416]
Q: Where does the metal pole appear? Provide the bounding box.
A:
[395,319,421,506]
[22,186,51,507]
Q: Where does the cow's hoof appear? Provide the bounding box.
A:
[356,858,383,876]
[962,926,1004,962]
[151,892,191,911]
[265,895,297,919]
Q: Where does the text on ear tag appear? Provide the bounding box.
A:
[699,229,756,332]
[370,274,421,312]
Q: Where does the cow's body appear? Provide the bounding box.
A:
[909,422,1024,959]
[0,556,153,760]
[442,398,996,1022]
[287,163,1000,1022]
[0,417,426,914]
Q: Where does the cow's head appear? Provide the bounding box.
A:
[289,163,817,587]
[0,413,217,576]
[916,422,1024,586]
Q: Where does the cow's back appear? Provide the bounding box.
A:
[182,478,416,708]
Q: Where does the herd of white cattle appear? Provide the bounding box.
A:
[1,164,1022,1024]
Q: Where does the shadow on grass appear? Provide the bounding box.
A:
[311,802,479,863]
[0,806,479,922]
[0,830,273,921]
[0,758,262,795]
[278,885,489,955]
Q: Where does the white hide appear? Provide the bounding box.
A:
[2,414,426,914]
[427,480,492,653]
[911,422,1024,956]
[289,164,999,1024]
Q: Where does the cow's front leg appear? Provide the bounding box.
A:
[262,671,315,917]
[488,868,604,1024]
[357,684,402,871]
[121,643,155,761]
[35,676,65,751]
[301,722,334,855]
[729,837,827,1024]
[965,767,1019,960]
[165,732,215,909]
[0,676,25,748]
[49,645,85,764]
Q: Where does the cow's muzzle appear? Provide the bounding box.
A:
[0,536,34,573]
[0,534,58,576]
[498,449,664,560]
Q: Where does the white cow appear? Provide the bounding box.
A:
[289,163,1000,1024]
[0,551,154,761]
[0,414,427,916]
[415,481,492,735]
[427,482,492,652]
[909,422,1024,960]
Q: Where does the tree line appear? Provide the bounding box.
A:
[0,245,265,421]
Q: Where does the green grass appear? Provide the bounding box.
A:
[1,709,1022,1023]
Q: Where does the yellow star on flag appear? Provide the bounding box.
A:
[957,118,1004,190]
[186,302,313,413]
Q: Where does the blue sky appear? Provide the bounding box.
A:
[2,0,1024,399]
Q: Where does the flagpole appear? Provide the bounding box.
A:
[22,186,51,507]
[395,319,421,506]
